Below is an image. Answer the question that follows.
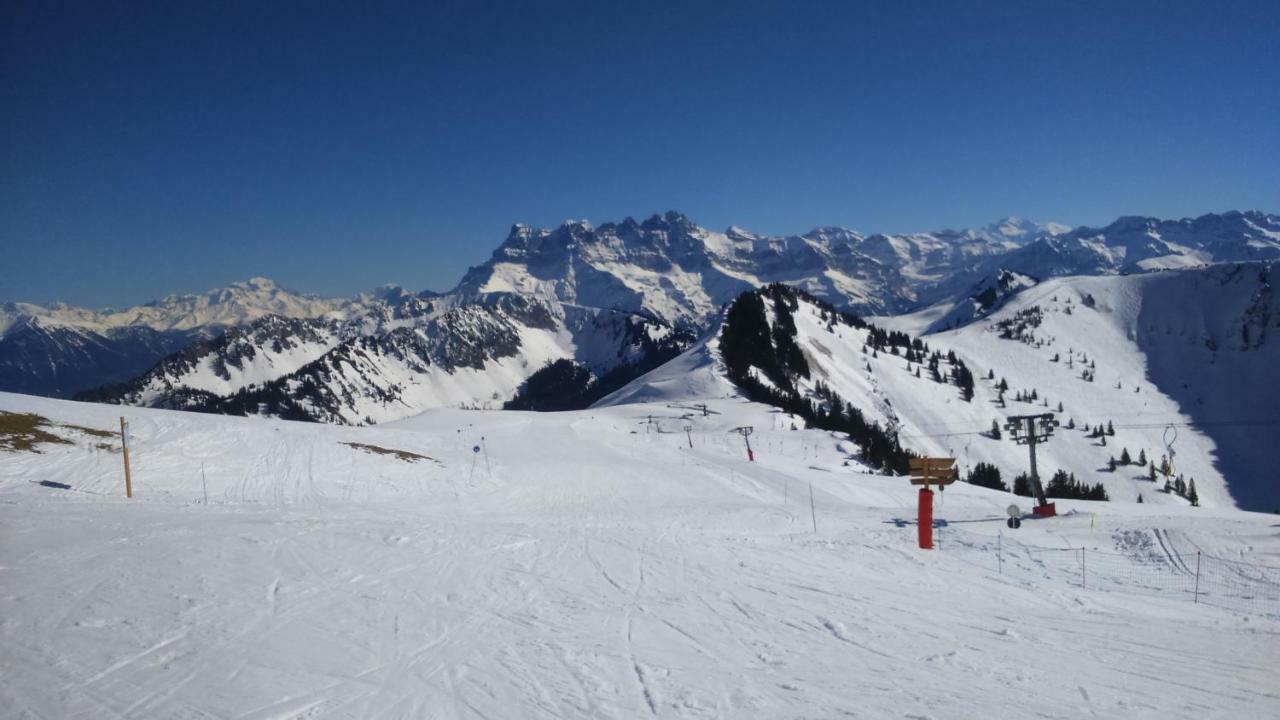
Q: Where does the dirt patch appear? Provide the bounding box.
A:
[61,423,115,439]
[0,412,73,453]
[342,441,435,463]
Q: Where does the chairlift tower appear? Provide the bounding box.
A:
[1004,412,1059,512]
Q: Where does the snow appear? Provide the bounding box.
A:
[1,277,366,339]
[3,390,1278,718]
[874,263,1279,511]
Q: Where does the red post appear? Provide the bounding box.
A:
[918,488,934,549]
[745,436,754,462]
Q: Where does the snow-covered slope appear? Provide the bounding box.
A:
[2,391,1277,718]
[611,264,1278,511]
[0,278,373,398]
[879,262,1280,511]
[83,293,691,424]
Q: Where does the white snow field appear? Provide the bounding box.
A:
[2,391,1279,719]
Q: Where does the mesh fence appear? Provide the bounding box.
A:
[932,524,1280,618]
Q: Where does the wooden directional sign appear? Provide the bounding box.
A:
[909,457,955,473]
[908,457,957,486]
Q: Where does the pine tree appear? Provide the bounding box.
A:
[1137,493,1144,503]
[1067,418,1075,429]
[1138,449,1146,466]
[1149,463,1156,482]
[1057,401,1064,412]
[987,369,995,380]
[1108,457,1117,472]
[1188,479,1199,507]
[967,462,1007,491]
[990,420,1001,439]
[1106,421,1115,436]
[1012,473,1032,497]
[1120,448,1131,465]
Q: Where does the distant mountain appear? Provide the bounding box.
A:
[9,209,1278,422]
[969,210,1280,280]
[76,292,692,424]
[452,212,1067,324]
[0,278,366,398]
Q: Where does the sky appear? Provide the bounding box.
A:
[2,0,1278,308]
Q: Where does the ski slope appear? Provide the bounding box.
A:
[2,391,1278,719]
[877,263,1279,511]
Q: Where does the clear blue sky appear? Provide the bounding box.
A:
[3,1,1277,307]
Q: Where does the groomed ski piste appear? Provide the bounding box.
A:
[2,387,1278,719]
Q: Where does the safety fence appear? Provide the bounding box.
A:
[932,525,1280,618]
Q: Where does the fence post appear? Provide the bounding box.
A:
[808,481,817,533]
[1081,547,1087,590]
[1194,551,1201,603]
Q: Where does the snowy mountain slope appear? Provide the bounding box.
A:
[453,212,1069,323]
[83,293,691,424]
[962,210,1280,286]
[0,317,202,398]
[0,278,375,398]
[2,391,1277,718]
[0,277,360,336]
[879,262,1280,511]
[612,269,1278,511]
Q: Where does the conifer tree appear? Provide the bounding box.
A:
[1188,479,1199,507]
[1120,448,1131,465]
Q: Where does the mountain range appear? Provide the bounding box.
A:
[2,209,1277,428]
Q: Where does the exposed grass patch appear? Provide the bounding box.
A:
[61,423,115,439]
[0,412,73,453]
[342,441,436,463]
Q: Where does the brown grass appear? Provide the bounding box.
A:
[61,422,115,439]
[0,412,73,453]
[342,441,435,463]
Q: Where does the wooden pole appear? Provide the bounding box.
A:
[120,417,133,499]
[809,480,817,533]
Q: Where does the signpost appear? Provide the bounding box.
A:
[909,457,956,549]
[1006,503,1022,529]
[119,417,133,499]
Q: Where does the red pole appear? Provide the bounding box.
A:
[918,488,934,549]
[745,436,754,462]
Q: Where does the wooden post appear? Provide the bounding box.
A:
[809,480,817,533]
[120,416,133,499]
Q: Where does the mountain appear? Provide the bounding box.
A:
[602,261,1280,511]
[12,209,1278,430]
[0,278,365,398]
[451,212,1071,324]
[966,210,1280,282]
[77,292,692,424]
